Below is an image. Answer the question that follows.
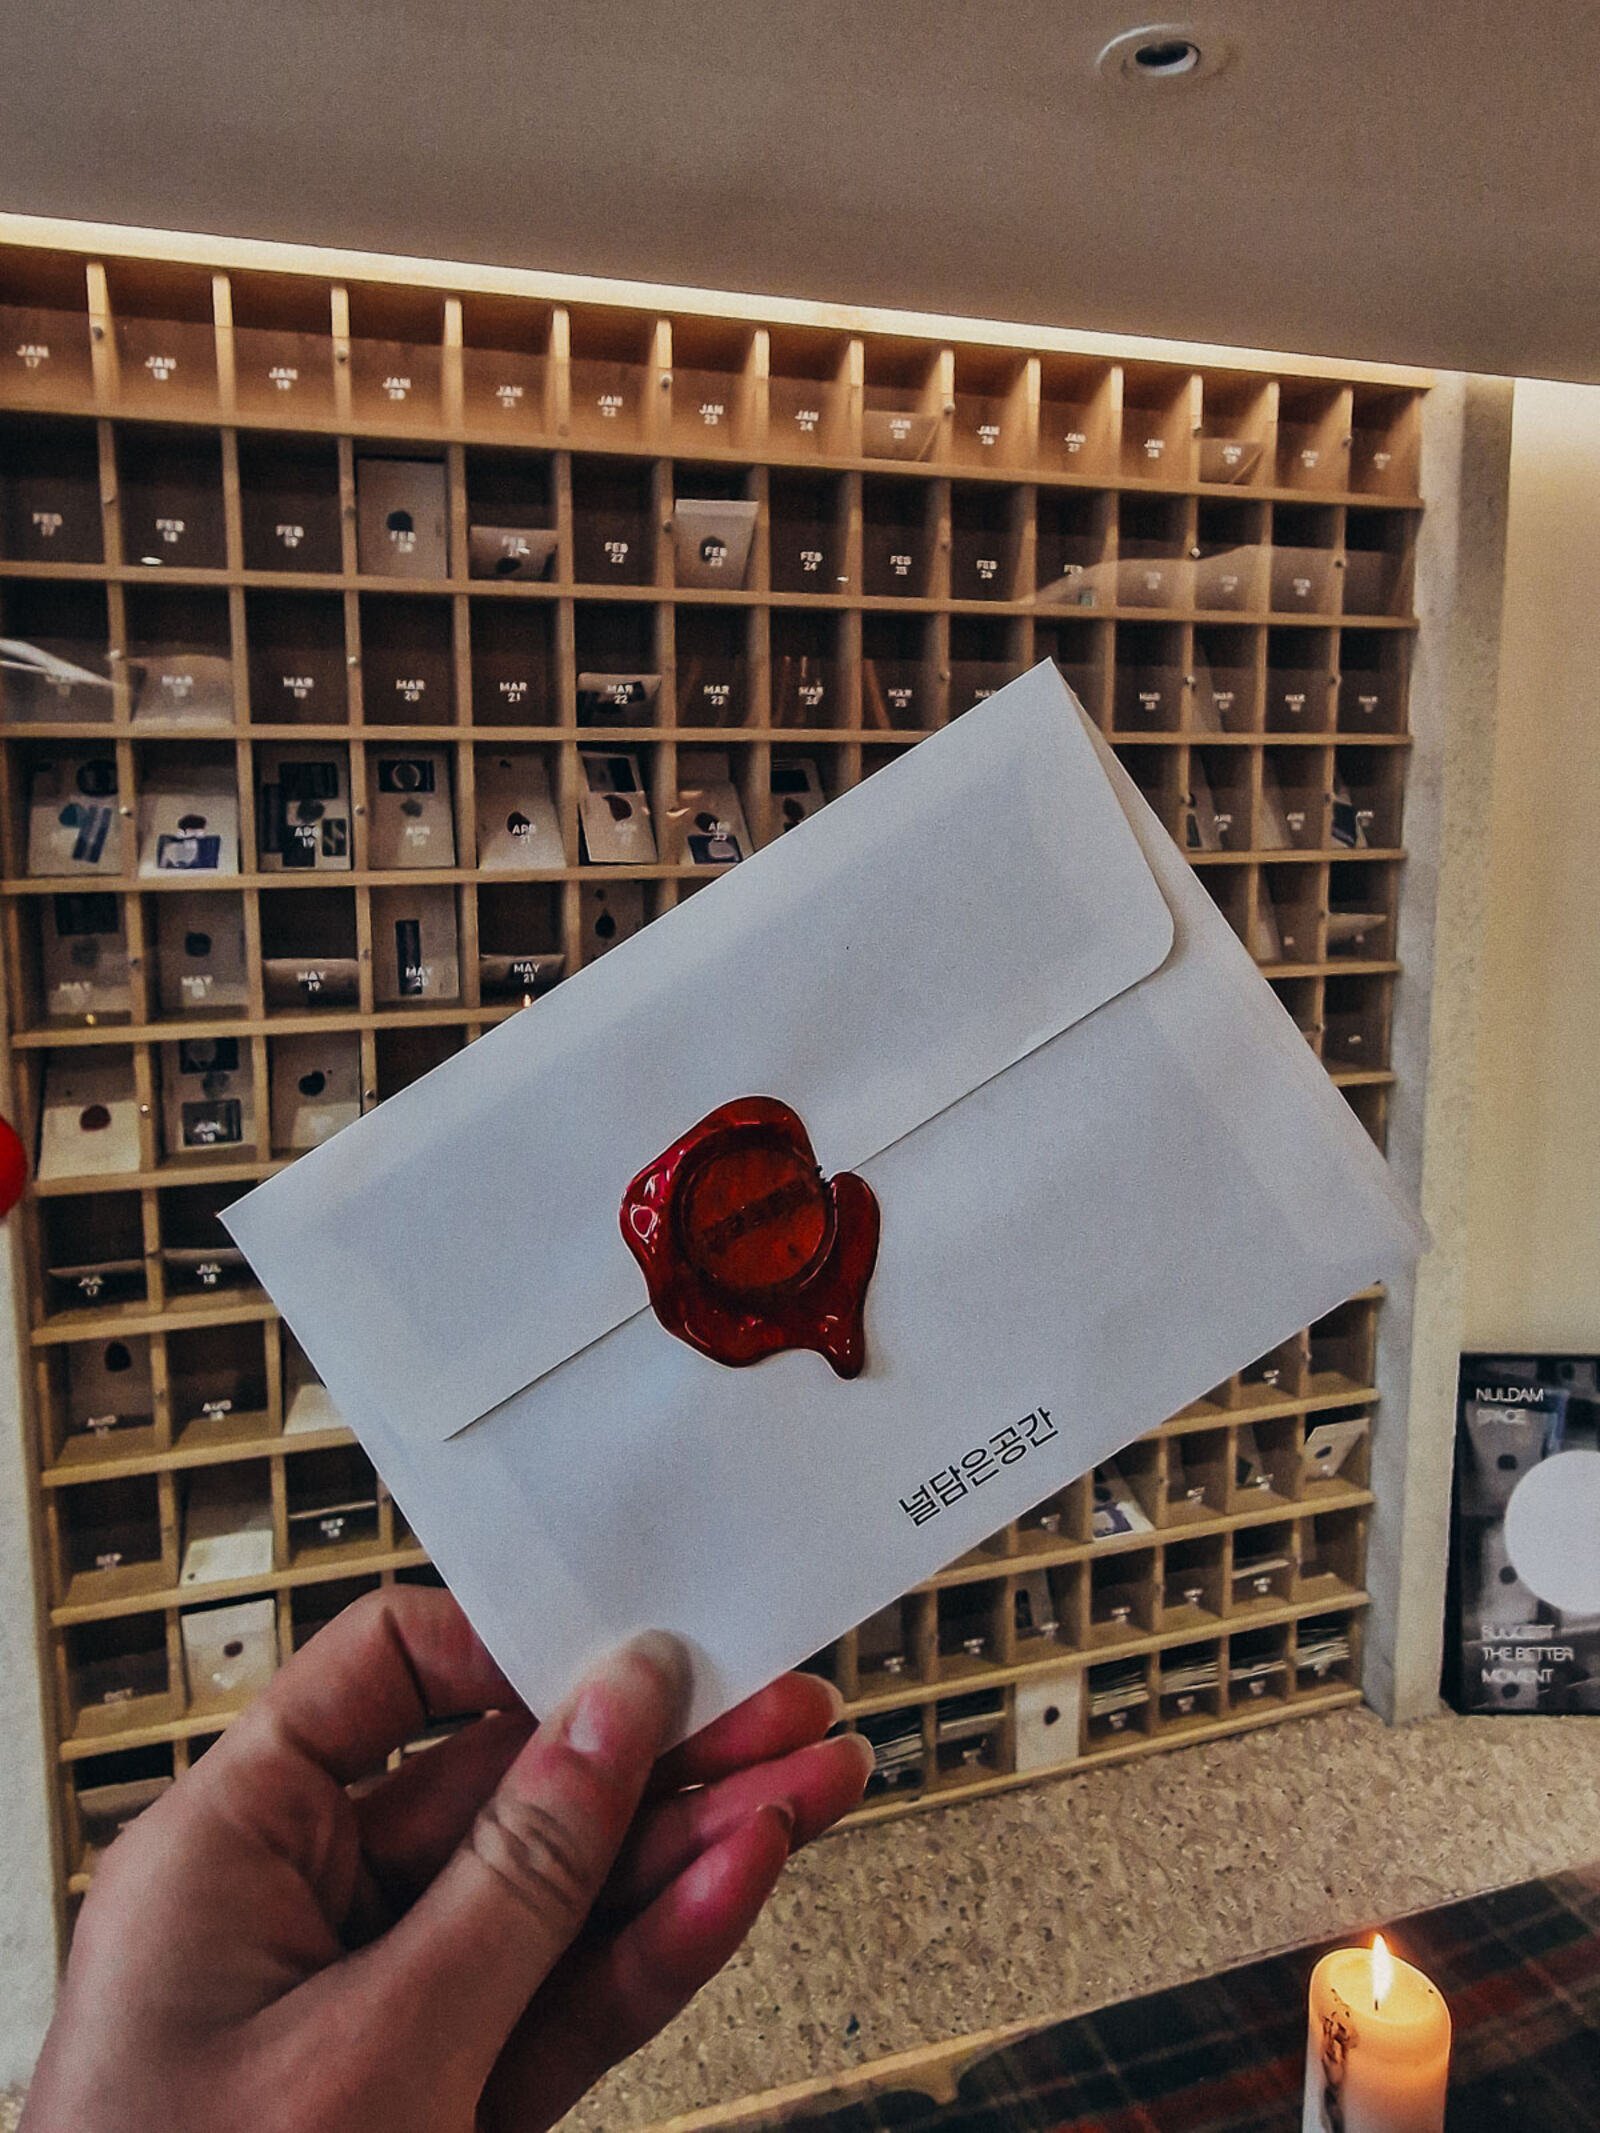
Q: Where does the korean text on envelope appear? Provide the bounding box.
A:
[224,663,1424,1736]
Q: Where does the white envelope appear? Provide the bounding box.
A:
[225,664,1423,1736]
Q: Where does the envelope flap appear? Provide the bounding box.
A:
[223,665,1175,1444]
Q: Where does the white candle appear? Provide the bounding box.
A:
[1302,1935,1451,2133]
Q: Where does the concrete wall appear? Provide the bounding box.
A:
[1463,379,1600,1352]
[1362,376,1511,1723]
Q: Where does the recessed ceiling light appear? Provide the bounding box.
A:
[1096,23,1234,88]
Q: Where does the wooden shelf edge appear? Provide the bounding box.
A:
[914,1496,1373,1603]
[0,848,1413,902]
[836,1683,1366,1833]
[847,1590,1370,1720]
[0,553,1424,631]
[54,1537,433,1642]
[37,1384,1377,1492]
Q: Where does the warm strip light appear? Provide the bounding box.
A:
[1372,1931,1395,2010]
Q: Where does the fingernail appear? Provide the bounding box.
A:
[565,1631,690,1760]
[625,1629,692,1698]
[839,1731,877,1782]
[684,1799,793,1902]
[758,1800,796,1848]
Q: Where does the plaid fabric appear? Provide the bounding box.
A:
[780,1864,1600,2132]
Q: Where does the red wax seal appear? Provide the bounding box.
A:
[621,1097,879,1378]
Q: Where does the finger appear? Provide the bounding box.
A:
[351,1680,849,1933]
[116,1588,523,1955]
[481,1804,794,2133]
[610,1733,872,1917]
[349,1708,535,1933]
[221,1585,521,1789]
[356,1631,688,2074]
[648,1672,842,1796]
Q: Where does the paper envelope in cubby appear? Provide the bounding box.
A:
[131,649,235,728]
[41,891,132,1020]
[270,1031,362,1151]
[368,749,456,869]
[225,661,1425,1736]
[137,764,240,878]
[671,501,757,589]
[38,1053,142,1180]
[160,1036,254,1155]
[155,893,249,1015]
[371,885,460,1004]
[26,751,122,877]
[474,750,564,870]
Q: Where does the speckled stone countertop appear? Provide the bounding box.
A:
[569,1705,1600,2130]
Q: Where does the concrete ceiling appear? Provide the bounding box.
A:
[1,2,1593,380]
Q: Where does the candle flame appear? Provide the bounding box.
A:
[1372,1932,1394,2009]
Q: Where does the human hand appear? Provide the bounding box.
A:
[23,1587,872,2132]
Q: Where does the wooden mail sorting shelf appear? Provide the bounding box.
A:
[0,233,1426,1923]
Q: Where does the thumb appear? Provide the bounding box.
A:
[357,1631,689,2081]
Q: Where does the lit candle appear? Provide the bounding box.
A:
[1302,1934,1451,2133]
